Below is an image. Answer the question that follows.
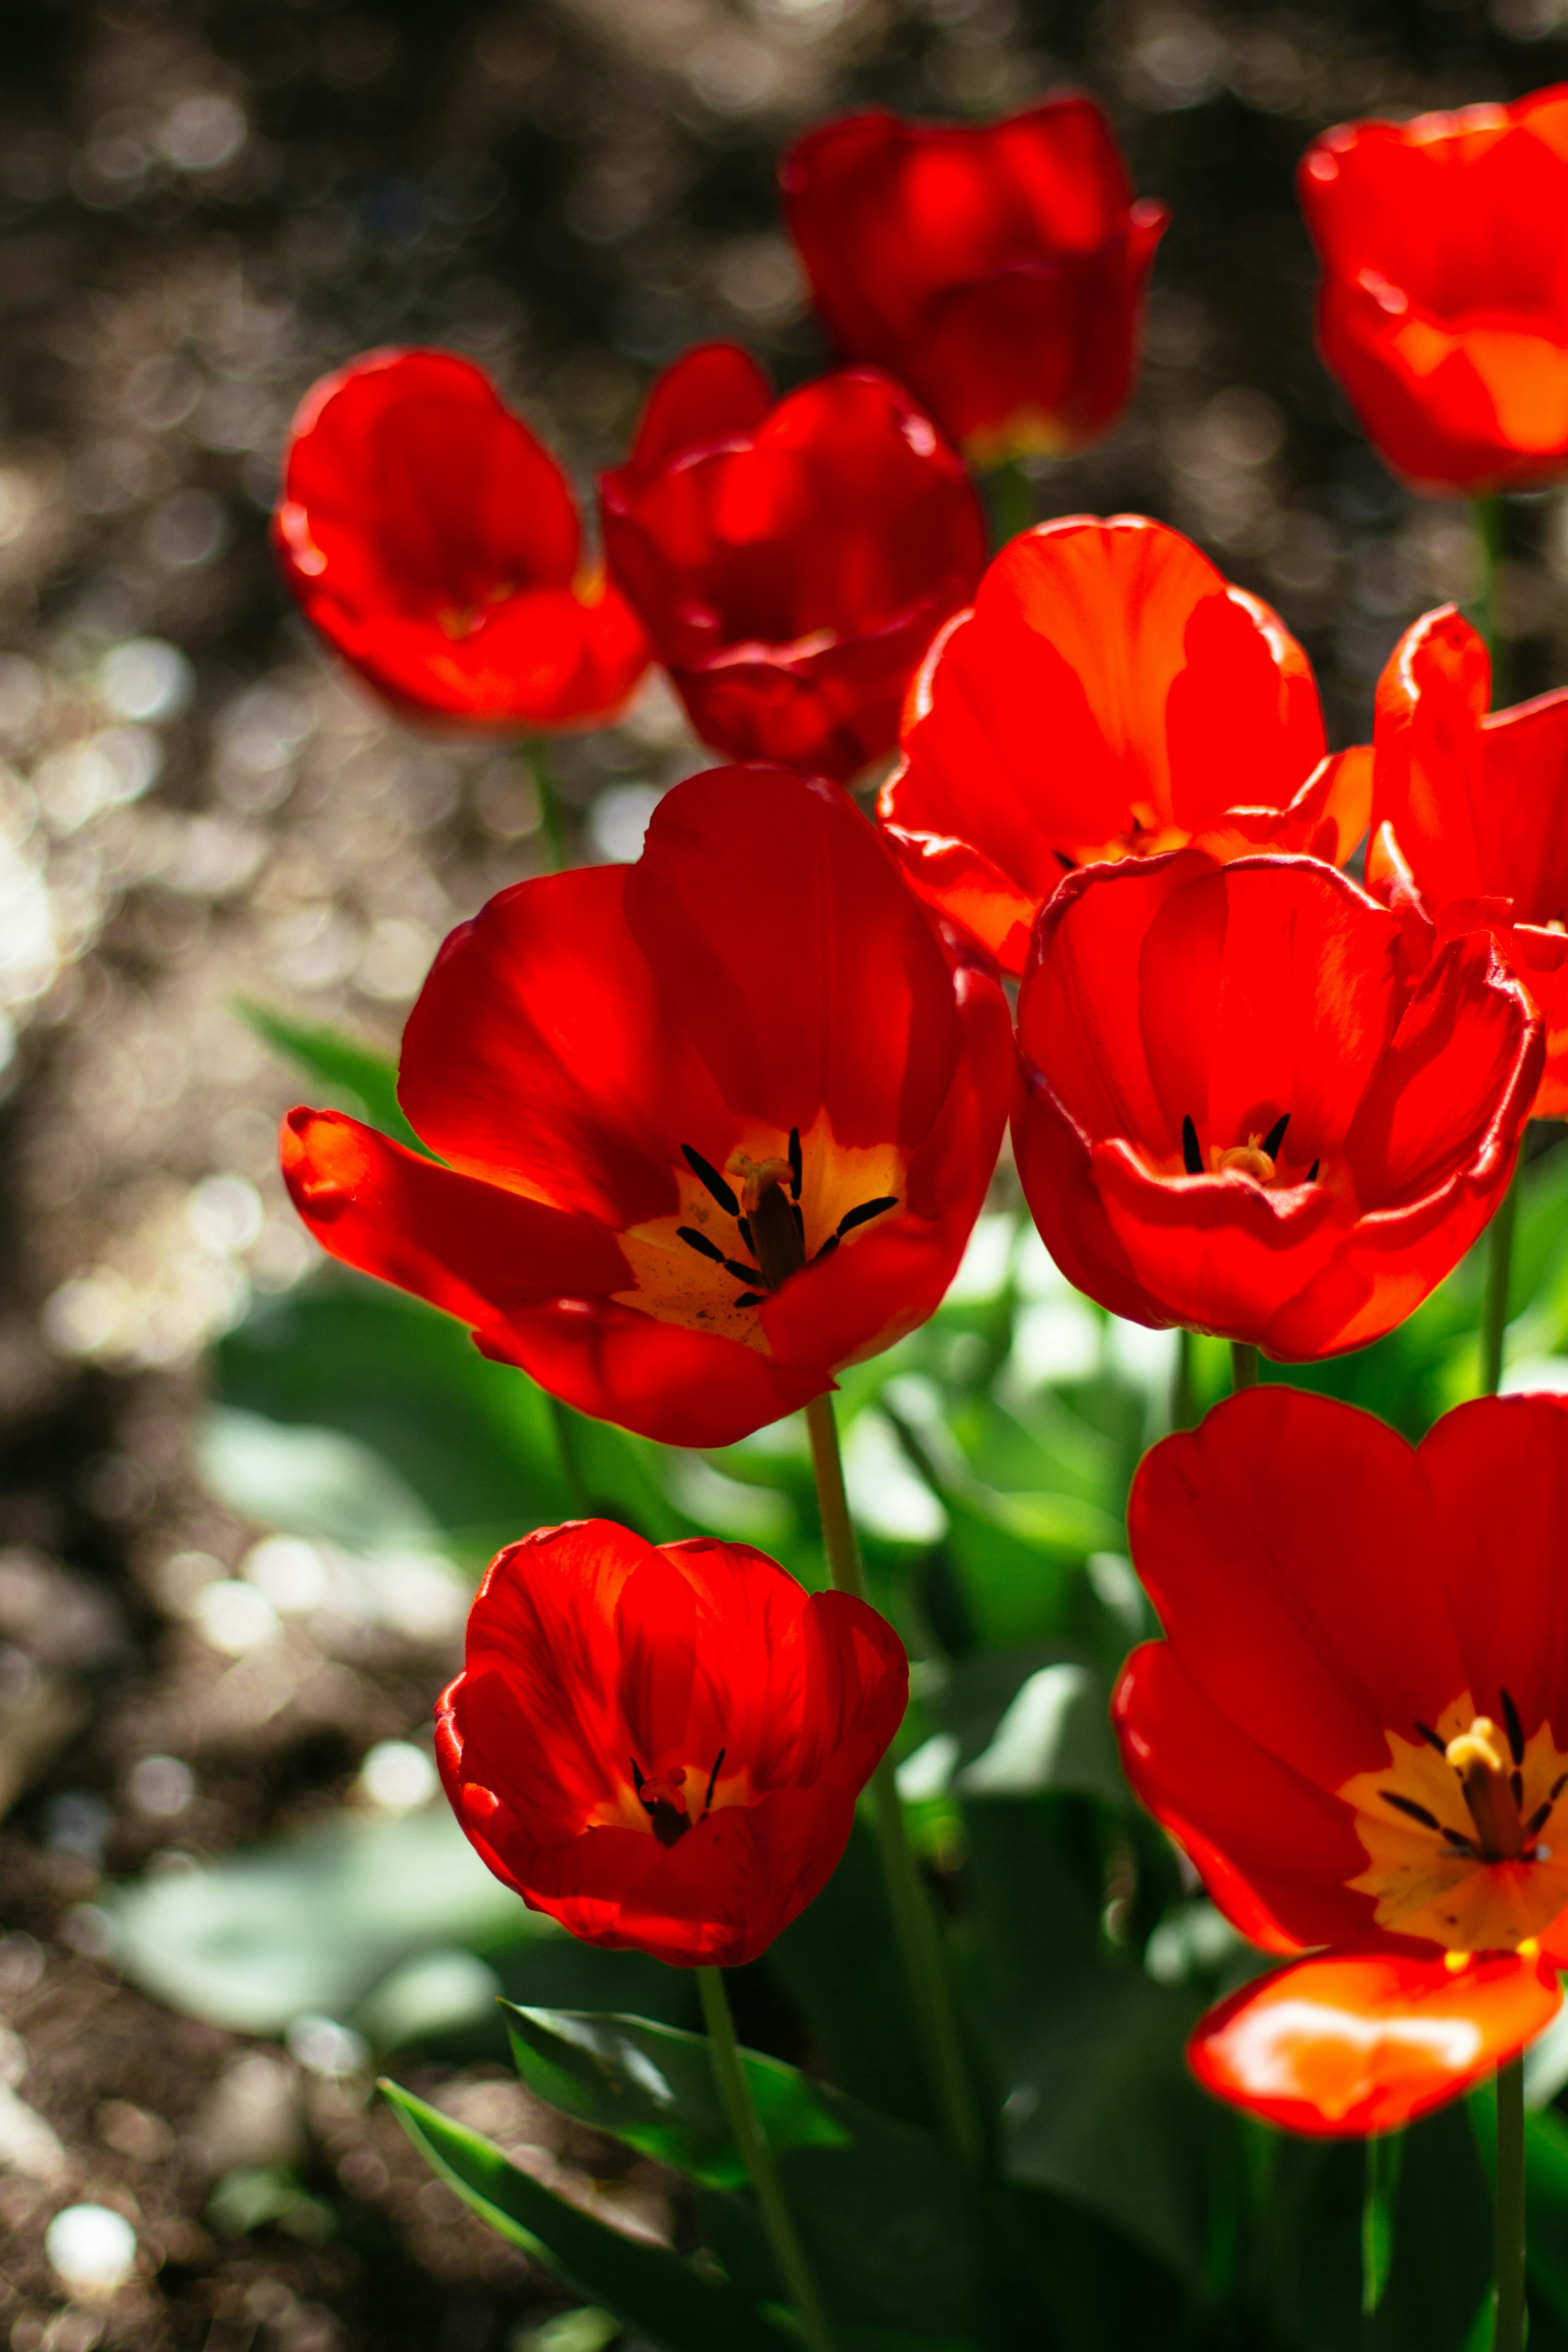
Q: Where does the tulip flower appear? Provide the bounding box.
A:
[281,764,1011,1448]
[1011,848,1541,1357]
[1114,1387,1568,2132]
[274,348,650,729]
[437,1519,907,1967]
[598,343,987,783]
[1368,602,1568,1118]
[879,515,1371,975]
[780,97,1169,467]
[1298,85,1568,495]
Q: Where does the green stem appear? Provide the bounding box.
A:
[696,1965,838,2352]
[548,1394,591,1518]
[803,1391,985,2168]
[1473,494,1505,695]
[1230,1341,1259,1392]
[1494,2055,1525,2352]
[985,456,1033,554]
[525,738,568,873]
[1172,1327,1198,1431]
[1361,2129,1405,2336]
[1480,1163,1521,1398]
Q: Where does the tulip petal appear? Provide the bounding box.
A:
[1190,1949,1561,2136]
[1114,1642,1372,1955]
[279,1107,630,1319]
[275,348,648,727]
[1127,1387,1464,1798]
[623,765,962,1149]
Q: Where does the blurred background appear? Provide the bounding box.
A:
[5,0,1568,2347]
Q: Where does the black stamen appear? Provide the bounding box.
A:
[738,1216,754,1252]
[631,1759,645,1794]
[1181,1115,1203,1176]
[677,1225,726,1264]
[1441,1826,1482,1857]
[1551,1774,1568,1801]
[681,1145,739,1218]
[1053,849,1076,872]
[732,1291,764,1310]
[1525,1800,1556,1840]
[723,1258,764,1284]
[1381,1790,1440,1829]
[1261,1112,1290,1160]
[791,1200,804,1242]
[1416,1722,1448,1755]
[813,1236,839,1264]
[1502,1688,1526,1765]
[703,1749,725,1814]
[836,1196,899,1239]
[1307,1160,1320,1183]
[788,1128,802,1200]
[1511,1769,1524,1810]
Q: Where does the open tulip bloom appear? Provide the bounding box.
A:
[274,348,650,730]
[780,96,1168,466]
[281,763,1011,1447]
[1011,847,1541,1355]
[1299,84,1568,495]
[1370,602,1568,1118]
[1115,1387,1568,2134]
[598,343,987,783]
[879,514,1372,974]
[436,1520,907,1967]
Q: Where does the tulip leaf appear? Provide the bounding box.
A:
[198,1402,444,1550]
[767,1818,939,2133]
[502,2003,853,2186]
[217,1276,576,1553]
[380,2080,779,2352]
[502,2005,984,2343]
[107,1806,530,2033]
[910,1647,1125,1808]
[240,999,430,1156]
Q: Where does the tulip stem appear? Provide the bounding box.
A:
[1230,1341,1259,1391]
[1172,1327,1198,1429]
[525,738,569,874]
[1361,2127,1404,2337]
[1494,2054,1526,2352]
[1481,1162,1521,1398]
[696,1964,838,2352]
[1473,494,1505,691]
[803,1391,985,2169]
[986,456,1033,554]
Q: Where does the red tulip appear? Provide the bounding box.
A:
[1368,603,1568,1118]
[879,515,1369,975]
[281,764,1011,1448]
[1298,86,1568,495]
[274,348,650,729]
[598,343,987,783]
[1115,1387,1568,2131]
[1011,848,1540,1356]
[780,98,1169,466]
[437,1519,907,1967]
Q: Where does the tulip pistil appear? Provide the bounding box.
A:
[631,1751,727,1847]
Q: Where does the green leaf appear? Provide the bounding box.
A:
[381,2080,777,2352]
[241,1000,429,1155]
[218,1277,575,1554]
[501,2006,985,2344]
[106,1807,533,2033]
[906,1648,1124,1808]
[197,1403,444,1550]
[766,1818,937,2133]
[503,2004,852,2189]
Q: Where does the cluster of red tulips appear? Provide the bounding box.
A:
[271,69,1568,2345]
